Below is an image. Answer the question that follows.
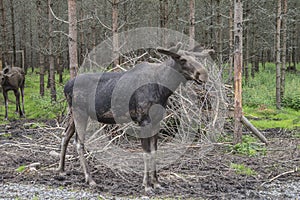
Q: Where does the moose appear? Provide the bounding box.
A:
[0,65,25,120]
[57,43,210,193]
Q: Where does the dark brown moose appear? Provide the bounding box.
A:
[0,66,25,120]
[57,43,210,194]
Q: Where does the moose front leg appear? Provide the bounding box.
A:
[141,134,161,193]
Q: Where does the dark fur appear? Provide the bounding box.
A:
[57,44,209,193]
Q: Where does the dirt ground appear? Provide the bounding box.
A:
[0,119,299,199]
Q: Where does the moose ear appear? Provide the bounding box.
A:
[3,68,10,74]
[157,48,181,60]
[167,42,182,53]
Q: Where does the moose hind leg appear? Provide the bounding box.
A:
[57,115,75,175]
[74,114,96,186]
[75,139,96,186]
[14,89,22,117]
[20,86,25,116]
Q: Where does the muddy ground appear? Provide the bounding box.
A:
[0,119,299,199]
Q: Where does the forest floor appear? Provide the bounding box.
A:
[0,119,299,199]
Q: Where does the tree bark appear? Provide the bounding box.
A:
[189,0,195,47]
[275,0,282,109]
[9,0,16,66]
[280,0,287,99]
[68,0,78,79]
[233,0,243,144]
[228,0,234,83]
[0,0,7,69]
[244,1,249,84]
[37,0,45,96]
[48,0,56,101]
[216,0,223,63]
[112,0,119,66]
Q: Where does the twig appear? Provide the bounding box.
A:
[261,167,298,186]
[49,5,68,24]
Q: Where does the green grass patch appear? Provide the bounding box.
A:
[230,163,256,176]
[16,165,26,173]
[242,63,300,130]
[218,134,267,157]
[231,135,266,157]
[243,62,300,109]
[244,106,300,130]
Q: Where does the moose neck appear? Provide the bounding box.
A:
[155,58,187,101]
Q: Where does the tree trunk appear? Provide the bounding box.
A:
[244,2,249,84]
[68,0,78,79]
[216,0,223,63]
[10,0,16,66]
[228,0,234,84]
[189,0,195,47]
[37,0,45,96]
[112,0,119,66]
[29,11,34,72]
[280,0,287,99]
[48,0,56,101]
[233,0,243,144]
[275,0,282,109]
[0,0,7,68]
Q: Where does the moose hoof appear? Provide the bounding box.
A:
[88,179,97,187]
[56,168,66,176]
[154,183,163,190]
[144,186,155,195]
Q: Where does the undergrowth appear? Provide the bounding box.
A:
[242,63,300,129]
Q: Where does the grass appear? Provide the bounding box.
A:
[230,163,256,176]
[242,62,300,130]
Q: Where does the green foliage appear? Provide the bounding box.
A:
[243,62,300,110]
[230,163,256,176]
[16,165,26,173]
[230,135,266,157]
[282,94,300,111]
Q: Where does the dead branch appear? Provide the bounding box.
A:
[261,167,298,186]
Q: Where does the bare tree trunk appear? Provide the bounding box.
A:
[280,0,287,99]
[0,0,7,69]
[175,0,179,31]
[68,0,78,79]
[10,0,16,66]
[37,0,45,96]
[112,0,119,66]
[78,0,85,67]
[233,0,243,144]
[48,0,56,101]
[275,0,282,109]
[289,1,297,71]
[228,0,234,83]
[244,1,249,84]
[29,11,34,72]
[216,0,223,63]
[189,0,195,47]
[159,0,168,46]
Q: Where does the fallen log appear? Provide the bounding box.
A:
[241,115,268,145]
